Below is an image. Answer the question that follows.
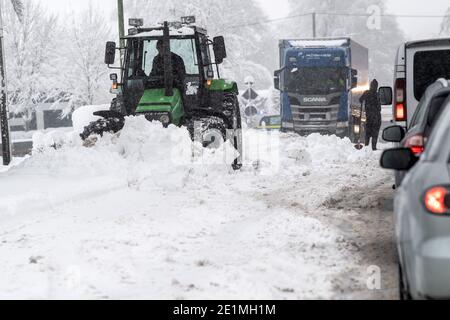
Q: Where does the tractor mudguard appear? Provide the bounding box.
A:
[208,79,239,94]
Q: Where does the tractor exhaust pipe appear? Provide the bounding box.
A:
[163,21,173,97]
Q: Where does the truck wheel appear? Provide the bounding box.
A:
[80,117,125,142]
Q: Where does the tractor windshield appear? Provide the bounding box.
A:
[127,38,199,78]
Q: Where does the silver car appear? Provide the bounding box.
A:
[381,96,450,300]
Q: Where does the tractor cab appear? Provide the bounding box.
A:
[104,17,232,127]
[83,16,243,170]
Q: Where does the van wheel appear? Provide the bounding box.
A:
[399,263,412,300]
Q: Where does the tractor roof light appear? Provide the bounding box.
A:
[128,28,138,36]
[168,21,183,29]
[181,16,196,25]
[129,18,144,27]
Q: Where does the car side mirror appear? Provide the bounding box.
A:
[379,86,393,105]
[213,36,227,64]
[351,69,358,89]
[380,148,418,171]
[382,125,405,143]
[105,41,116,65]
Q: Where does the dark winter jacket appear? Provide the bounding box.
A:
[360,80,382,128]
[150,52,186,89]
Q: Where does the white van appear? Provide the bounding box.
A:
[392,38,450,128]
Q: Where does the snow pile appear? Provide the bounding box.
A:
[31,104,110,153]
[26,116,237,190]
[0,114,389,299]
[240,130,385,211]
[241,130,376,176]
[0,158,25,173]
[72,104,110,134]
[282,133,375,165]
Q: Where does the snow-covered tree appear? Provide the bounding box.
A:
[58,4,112,110]
[120,0,276,89]
[441,7,450,35]
[9,0,23,21]
[285,0,405,85]
[2,0,60,129]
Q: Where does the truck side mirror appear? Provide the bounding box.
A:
[351,69,358,89]
[274,70,281,91]
[105,41,116,65]
[379,86,393,105]
[213,36,227,64]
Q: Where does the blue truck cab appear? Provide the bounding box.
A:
[274,38,369,142]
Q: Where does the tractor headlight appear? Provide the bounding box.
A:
[159,114,170,125]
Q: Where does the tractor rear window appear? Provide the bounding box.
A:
[414,50,450,101]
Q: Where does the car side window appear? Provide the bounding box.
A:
[427,96,446,127]
[426,121,450,162]
[409,97,427,129]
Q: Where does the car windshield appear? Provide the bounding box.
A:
[127,38,199,78]
[286,67,346,95]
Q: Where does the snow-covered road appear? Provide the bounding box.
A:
[0,117,396,299]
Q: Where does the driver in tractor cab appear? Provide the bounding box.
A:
[150,39,186,91]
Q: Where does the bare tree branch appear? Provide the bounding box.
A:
[10,0,24,23]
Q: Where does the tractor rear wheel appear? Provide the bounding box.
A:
[223,92,243,170]
[188,116,227,149]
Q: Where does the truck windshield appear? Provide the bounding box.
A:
[127,38,199,78]
[286,67,346,95]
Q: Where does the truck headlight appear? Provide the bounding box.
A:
[160,114,170,125]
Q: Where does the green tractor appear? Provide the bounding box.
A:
[81,17,242,169]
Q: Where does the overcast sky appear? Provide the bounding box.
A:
[37,0,449,39]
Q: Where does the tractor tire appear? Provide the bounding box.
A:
[110,95,127,114]
[187,116,227,149]
[223,92,243,170]
[80,117,125,142]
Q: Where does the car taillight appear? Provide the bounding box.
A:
[394,78,407,122]
[424,187,450,215]
[396,103,406,121]
[404,134,424,155]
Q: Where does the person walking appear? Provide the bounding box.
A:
[360,79,382,150]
